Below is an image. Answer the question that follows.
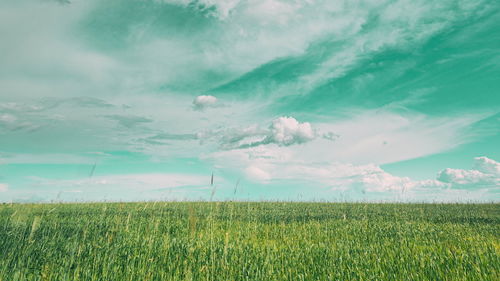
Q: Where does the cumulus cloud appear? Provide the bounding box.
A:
[205,149,499,196]
[201,116,319,149]
[360,170,448,192]
[473,156,500,175]
[193,95,218,110]
[437,157,500,188]
[204,145,447,192]
[269,117,315,145]
[0,183,8,192]
[294,164,448,192]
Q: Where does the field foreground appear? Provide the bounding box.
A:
[0,202,499,280]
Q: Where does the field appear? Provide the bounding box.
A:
[0,202,499,280]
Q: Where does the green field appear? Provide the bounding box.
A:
[0,202,499,280]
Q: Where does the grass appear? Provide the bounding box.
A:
[0,202,499,280]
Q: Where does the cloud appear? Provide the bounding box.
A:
[0,183,8,192]
[0,112,40,132]
[290,163,448,193]
[437,169,492,185]
[3,173,218,202]
[0,92,264,159]
[205,145,498,197]
[33,173,211,191]
[473,156,500,175]
[0,1,491,160]
[2,0,479,101]
[0,0,496,203]
[0,153,97,165]
[141,132,198,145]
[201,0,489,96]
[245,166,271,182]
[308,110,489,165]
[0,113,16,124]
[204,144,447,192]
[322,131,339,141]
[269,116,315,145]
[57,97,114,108]
[202,116,319,149]
[359,170,448,192]
[193,95,218,110]
[104,114,153,128]
[437,157,500,188]
[208,145,497,196]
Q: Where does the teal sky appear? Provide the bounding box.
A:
[0,0,499,202]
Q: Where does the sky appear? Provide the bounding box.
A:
[0,0,499,203]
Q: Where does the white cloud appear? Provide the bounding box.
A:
[204,145,447,192]
[0,0,491,165]
[193,95,218,110]
[202,116,318,149]
[205,147,497,196]
[269,116,315,146]
[473,156,500,175]
[359,170,449,192]
[0,183,8,192]
[245,166,271,182]
[437,157,500,188]
[0,0,495,203]
[3,0,482,103]
[286,163,448,192]
[437,168,492,185]
[159,0,486,92]
[0,113,16,124]
[104,114,153,128]
[307,110,488,165]
[0,153,97,165]
[33,173,212,191]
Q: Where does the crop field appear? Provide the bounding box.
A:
[0,202,499,280]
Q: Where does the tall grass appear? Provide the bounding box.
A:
[0,202,498,280]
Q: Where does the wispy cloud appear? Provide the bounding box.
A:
[0,0,498,202]
[104,114,153,128]
[32,173,212,191]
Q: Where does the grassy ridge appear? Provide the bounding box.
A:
[0,202,499,280]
